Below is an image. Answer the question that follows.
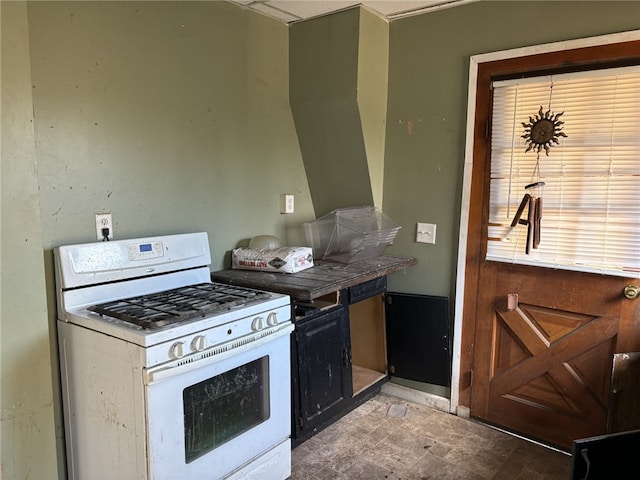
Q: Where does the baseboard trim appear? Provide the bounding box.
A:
[381,382,450,413]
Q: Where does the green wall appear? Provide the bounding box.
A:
[1,2,59,477]
[29,1,314,261]
[289,7,390,216]
[383,1,640,297]
[290,8,374,216]
[357,10,389,210]
[2,1,313,477]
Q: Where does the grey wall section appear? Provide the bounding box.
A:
[290,7,374,216]
[382,1,640,297]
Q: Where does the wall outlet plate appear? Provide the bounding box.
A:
[416,222,436,244]
[95,213,113,241]
[280,194,294,214]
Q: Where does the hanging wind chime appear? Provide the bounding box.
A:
[510,96,568,254]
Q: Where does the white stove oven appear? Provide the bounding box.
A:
[54,232,293,480]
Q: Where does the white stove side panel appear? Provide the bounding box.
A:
[58,321,149,480]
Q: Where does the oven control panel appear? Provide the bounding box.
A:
[128,240,164,261]
[155,304,291,365]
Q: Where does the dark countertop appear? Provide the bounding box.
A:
[210,255,417,301]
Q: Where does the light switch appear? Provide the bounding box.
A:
[416,222,436,244]
[280,194,294,214]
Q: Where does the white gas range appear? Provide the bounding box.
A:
[54,232,293,479]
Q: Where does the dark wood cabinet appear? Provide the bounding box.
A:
[210,256,417,446]
[386,292,451,387]
[291,280,390,446]
[291,305,351,444]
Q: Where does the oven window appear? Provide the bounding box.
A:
[183,356,270,463]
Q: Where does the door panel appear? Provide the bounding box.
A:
[471,262,635,449]
[386,293,451,387]
[295,306,351,434]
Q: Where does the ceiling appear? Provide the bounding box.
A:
[228,0,474,24]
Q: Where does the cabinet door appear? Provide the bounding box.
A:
[386,293,451,387]
[294,306,352,436]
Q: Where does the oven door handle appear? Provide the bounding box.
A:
[145,323,293,385]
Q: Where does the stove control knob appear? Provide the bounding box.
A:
[191,335,206,352]
[267,312,278,327]
[251,316,264,331]
[169,341,185,359]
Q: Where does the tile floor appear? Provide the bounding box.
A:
[291,393,571,480]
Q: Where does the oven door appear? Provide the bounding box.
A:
[144,325,293,479]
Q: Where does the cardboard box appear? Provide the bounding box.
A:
[232,246,314,274]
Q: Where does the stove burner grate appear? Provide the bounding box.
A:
[88,283,271,329]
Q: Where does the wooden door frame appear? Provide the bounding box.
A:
[450,30,640,416]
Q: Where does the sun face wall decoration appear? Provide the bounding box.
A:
[521,106,567,155]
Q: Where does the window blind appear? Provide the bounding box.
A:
[487,66,640,277]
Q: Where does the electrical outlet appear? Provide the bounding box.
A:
[280,194,294,214]
[95,213,113,241]
[416,222,436,244]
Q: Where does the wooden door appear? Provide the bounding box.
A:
[462,41,640,451]
[470,263,638,449]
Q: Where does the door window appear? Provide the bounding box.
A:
[487,66,640,277]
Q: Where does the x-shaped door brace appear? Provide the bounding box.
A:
[491,305,617,419]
